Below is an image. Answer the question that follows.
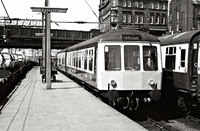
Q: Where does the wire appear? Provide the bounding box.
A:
[0,0,11,23]
[84,0,101,24]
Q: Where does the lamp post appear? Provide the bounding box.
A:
[31,5,68,89]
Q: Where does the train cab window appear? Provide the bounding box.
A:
[181,49,186,67]
[89,50,93,71]
[105,45,121,71]
[143,46,158,71]
[124,45,140,71]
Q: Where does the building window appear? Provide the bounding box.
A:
[135,14,143,23]
[139,15,144,23]
[149,2,154,9]
[162,3,166,10]
[155,15,159,24]
[149,16,154,24]
[123,0,127,7]
[112,0,117,6]
[122,13,132,23]
[123,13,127,22]
[198,10,200,16]
[139,1,143,8]
[161,17,165,25]
[169,25,172,32]
[127,14,132,23]
[177,11,179,21]
[127,0,131,7]
[135,15,139,23]
[135,1,139,8]
[155,2,159,9]
[177,23,179,32]
[198,20,200,29]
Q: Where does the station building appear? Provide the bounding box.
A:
[99,0,168,36]
[168,0,200,34]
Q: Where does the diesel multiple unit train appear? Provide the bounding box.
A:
[56,29,162,110]
[159,30,200,113]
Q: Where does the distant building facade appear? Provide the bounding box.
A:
[99,0,168,36]
[169,0,200,34]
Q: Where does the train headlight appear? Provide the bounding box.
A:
[148,79,155,86]
[110,80,117,88]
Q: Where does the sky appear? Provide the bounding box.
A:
[0,0,99,31]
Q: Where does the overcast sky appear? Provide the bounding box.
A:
[0,0,99,31]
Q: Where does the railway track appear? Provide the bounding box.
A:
[136,115,200,131]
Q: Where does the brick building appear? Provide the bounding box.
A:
[99,0,168,36]
[169,0,200,34]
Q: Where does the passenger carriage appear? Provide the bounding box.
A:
[57,29,162,110]
[159,30,200,113]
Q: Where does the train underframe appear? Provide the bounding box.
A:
[57,68,162,112]
[101,89,162,111]
[176,88,200,115]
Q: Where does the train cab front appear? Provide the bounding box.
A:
[97,41,162,110]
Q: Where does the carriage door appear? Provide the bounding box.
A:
[191,42,198,91]
[178,45,188,89]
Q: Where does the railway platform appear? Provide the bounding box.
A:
[0,66,146,131]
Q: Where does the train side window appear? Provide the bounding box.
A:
[78,52,81,68]
[165,47,176,69]
[124,45,140,71]
[69,53,72,66]
[73,52,76,67]
[143,46,158,71]
[105,45,121,71]
[68,53,71,66]
[84,50,88,70]
[166,48,168,54]
[181,49,186,67]
[81,51,85,70]
[75,52,78,68]
[89,49,93,71]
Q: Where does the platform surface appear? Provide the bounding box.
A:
[0,66,146,131]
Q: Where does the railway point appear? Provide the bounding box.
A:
[0,66,147,131]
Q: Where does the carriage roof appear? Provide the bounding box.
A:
[67,29,159,51]
[159,30,200,45]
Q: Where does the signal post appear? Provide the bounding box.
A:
[31,6,67,89]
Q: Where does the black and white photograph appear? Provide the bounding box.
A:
[0,0,200,130]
